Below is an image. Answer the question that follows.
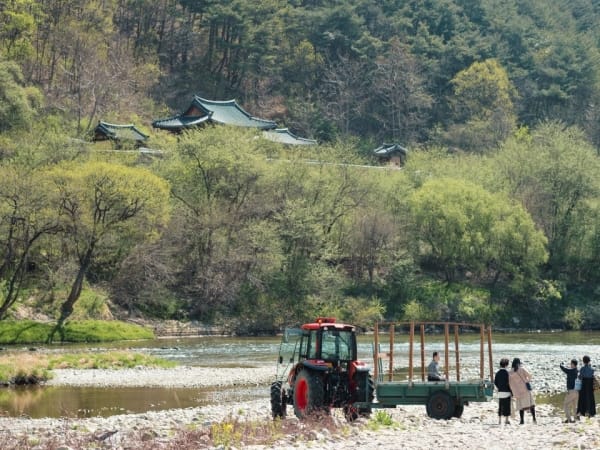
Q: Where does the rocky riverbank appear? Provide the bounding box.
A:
[1,364,599,449]
[43,366,276,388]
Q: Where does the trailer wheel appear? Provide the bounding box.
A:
[426,391,455,420]
[271,381,287,419]
[293,370,324,419]
[453,404,464,418]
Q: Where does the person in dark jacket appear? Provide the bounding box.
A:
[494,358,512,425]
[560,359,579,423]
[576,355,596,419]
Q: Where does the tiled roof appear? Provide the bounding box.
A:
[373,143,408,157]
[192,97,277,129]
[94,121,149,142]
[263,128,317,145]
[152,96,277,131]
[151,114,211,130]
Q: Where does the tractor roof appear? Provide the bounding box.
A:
[301,317,355,331]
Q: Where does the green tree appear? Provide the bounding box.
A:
[570,202,600,282]
[408,178,547,283]
[0,0,38,59]
[270,197,325,322]
[496,123,600,278]
[265,143,373,323]
[523,6,599,126]
[0,167,61,319]
[178,0,291,97]
[161,128,279,320]
[445,59,517,151]
[47,161,170,338]
[24,0,150,133]
[0,60,41,132]
[478,0,600,129]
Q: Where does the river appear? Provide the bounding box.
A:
[1,330,599,418]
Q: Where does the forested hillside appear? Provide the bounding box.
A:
[1,0,599,332]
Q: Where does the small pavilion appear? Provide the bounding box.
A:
[373,143,408,167]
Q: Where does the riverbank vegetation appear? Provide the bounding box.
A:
[0,350,175,385]
[0,320,154,344]
[1,1,600,334]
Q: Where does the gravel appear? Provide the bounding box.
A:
[44,366,276,388]
[1,359,599,449]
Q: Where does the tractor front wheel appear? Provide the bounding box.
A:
[293,370,325,419]
[271,381,286,419]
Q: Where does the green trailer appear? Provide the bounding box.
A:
[354,321,495,419]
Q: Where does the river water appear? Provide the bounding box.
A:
[1,330,599,418]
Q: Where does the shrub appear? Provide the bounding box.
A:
[563,308,584,330]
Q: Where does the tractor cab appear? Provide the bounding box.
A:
[272,317,373,421]
[298,317,357,366]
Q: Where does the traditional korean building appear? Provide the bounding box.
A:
[93,121,149,147]
[373,143,408,167]
[263,128,317,146]
[152,96,277,132]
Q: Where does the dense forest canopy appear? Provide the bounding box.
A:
[3,0,600,145]
[0,0,599,332]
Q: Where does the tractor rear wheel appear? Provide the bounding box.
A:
[426,391,455,420]
[293,370,325,419]
[271,381,286,419]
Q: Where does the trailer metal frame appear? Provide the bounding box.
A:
[355,321,495,419]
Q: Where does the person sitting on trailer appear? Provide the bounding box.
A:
[428,351,445,381]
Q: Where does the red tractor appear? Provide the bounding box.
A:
[270,317,374,421]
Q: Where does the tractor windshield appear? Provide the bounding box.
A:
[276,328,303,381]
[320,329,355,361]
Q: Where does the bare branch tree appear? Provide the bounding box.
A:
[372,38,433,143]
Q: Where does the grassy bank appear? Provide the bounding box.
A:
[0,350,176,385]
[0,320,154,344]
